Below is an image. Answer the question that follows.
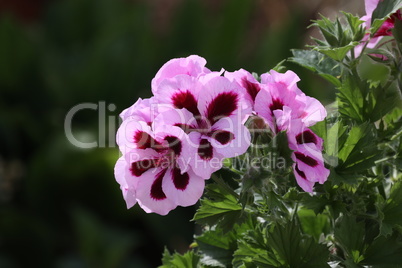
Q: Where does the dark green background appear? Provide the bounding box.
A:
[0,0,360,267]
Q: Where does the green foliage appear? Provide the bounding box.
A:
[290,49,341,86]
[160,248,200,268]
[371,0,402,34]
[233,219,329,268]
[193,182,242,230]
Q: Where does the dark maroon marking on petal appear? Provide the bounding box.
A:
[198,139,213,160]
[295,164,307,179]
[296,130,317,145]
[171,90,200,116]
[206,92,238,125]
[133,131,161,150]
[150,169,167,200]
[130,159,157,177]
[164,136,182,156]
[241,77,260,101]
[174,123,194,134]
[269,98,284,113]
[208,130,235,145]
[294,152,318,167]
[171,167,189,190]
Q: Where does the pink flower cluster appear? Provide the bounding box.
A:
[115,55,329,215]
[225,68,329,192]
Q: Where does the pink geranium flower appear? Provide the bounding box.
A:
[153,76,252,179]
[118,121,204,215]
[254,70,326,134]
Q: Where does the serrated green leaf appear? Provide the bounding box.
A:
[342,12,365,39]
[196,217,255,268]
[334,215,366,264]
[357,54,391,86]
[381,181,402,231]
[369,81,402,122]
[159,248,200,268]
[267,220,330,267]
[361,233,402,266]
[337,123,381,173]
[193,183,242,229]
[290,49,341,86]
[371,0,402,34]
[315,42,359,62]
[337,76,364,121]
[374,0,402,18]
[297,208,330,241]
[233,220,329,268]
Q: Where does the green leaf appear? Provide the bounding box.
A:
[196,230,234,268]
[379,181,402,233]
[357,54,391,86]
[361,233,402,267]
[297,208,330,242]
[289,49,341,86]
[193,183,242,230]
[337,123,381,173]
[159,248,200,268]
[234,220,329,267]
[334,215,366,264]
[315,42,359,62]
[393,15,402,45]
[369,81,402,122]
[342,12,366,42]
[196,217,255,268]
[337,76,364,122]
[267,219,330,267]
[371,0,402,34]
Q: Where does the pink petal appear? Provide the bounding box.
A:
[297,95,327,127]
[225,68,260,105]
[287,120,323,151]
[261,70,301,94]
[162,167,205,207]
[187,132,224,180]
[209,117,251,158]
[151,55,209,94]
[136,167,177,215]
[114,156,137,209]
[254,87,275,132]
[293,163,315,193]
[153,108,198,134]
[117,120,154,154]
[365,0,379,17]
[154,75,201,116]
[197,76,252,126]
[291,146,329,184]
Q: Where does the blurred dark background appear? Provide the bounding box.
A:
[0,0,362,267]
